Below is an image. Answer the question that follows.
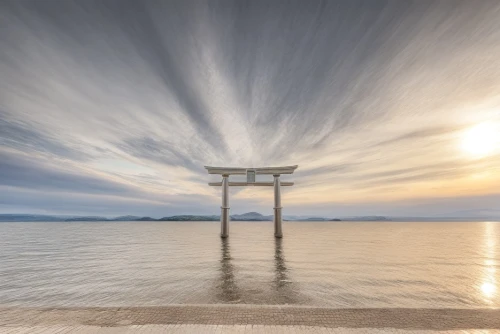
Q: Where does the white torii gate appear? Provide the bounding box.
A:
[205,165,298,238]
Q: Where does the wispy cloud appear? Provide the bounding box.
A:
[1,0,499,216]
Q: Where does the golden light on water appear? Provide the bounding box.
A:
[481,282,497,297]
[480,222,498,303]
[462,122,499,158]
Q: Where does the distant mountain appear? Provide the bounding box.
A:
[65,216,109,222]
[284,215,389,221]
[158,215,219,221]
[435,209,500,219]
[283,215,313,220]
[112,215,142,221]
[7,212,497,223]
[135,217,156,221]
[231,212,272,221]
[0,214,66,222]
[340,216,390,221]
[0,213,387,222]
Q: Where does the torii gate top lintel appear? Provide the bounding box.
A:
[204,165,298,175]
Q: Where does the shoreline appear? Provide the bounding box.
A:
[1,305,500,330]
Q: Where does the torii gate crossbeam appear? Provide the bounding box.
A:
[204,165,298,238]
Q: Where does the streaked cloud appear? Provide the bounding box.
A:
[0,0,499,216]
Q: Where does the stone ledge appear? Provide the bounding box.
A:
[1,305,499,330]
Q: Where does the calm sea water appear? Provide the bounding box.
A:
[0,221,498,308]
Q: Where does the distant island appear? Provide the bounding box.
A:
[231,212,272,221]
[341,216,390,221]
[3,213,499,222]
[63,215,220,222]
[0,212,399,222]
[64,212,275,222]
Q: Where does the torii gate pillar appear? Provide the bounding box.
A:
[220,174,230,238]
[273,175,283,238]
[205,165,298,238]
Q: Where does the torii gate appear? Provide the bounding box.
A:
[204,165,298,238]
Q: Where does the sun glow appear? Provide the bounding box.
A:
[462,122,499,157]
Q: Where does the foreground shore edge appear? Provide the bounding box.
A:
[1,305,500,330]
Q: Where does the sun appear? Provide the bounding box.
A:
[462,122,499,157]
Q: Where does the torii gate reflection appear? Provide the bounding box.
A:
[205,165,298,238]
[217,237,299,304]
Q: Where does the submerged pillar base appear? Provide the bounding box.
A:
[274,207,283,238]
[221,207,230,238]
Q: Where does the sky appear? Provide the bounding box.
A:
[1,0,500,218]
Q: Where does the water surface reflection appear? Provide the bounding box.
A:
[215,237,300,304]
[217,238,240,302]
[480,222,498,303]
[1,221,499,308]
[273,238,298,304]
